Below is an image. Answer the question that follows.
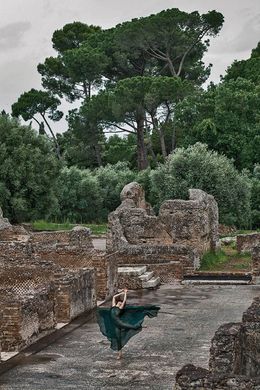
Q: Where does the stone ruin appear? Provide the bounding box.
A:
[0,208,117,356]
[174,297,260,389]
[107,182,219,282]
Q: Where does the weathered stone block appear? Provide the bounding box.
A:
[237,233,260,253]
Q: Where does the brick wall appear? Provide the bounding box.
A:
[113,245,197,281]
[0,285,56,352]
[252,246,260,276]
[54,269,96,322]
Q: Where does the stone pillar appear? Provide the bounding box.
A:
[252,246,260,277]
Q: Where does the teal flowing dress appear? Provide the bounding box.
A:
[97,305,160,351]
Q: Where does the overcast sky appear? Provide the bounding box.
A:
[0,0,259,133]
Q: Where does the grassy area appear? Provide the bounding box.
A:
[199,245,252,272]
[31,220,107,235]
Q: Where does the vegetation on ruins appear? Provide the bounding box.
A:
[0,8,259,228]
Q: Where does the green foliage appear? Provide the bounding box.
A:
[12,89,62,122]
[12,88,62,158]
[150,143,252,227]
[38,9,224,169]
[0,115,60,222]
[199,248,251,271]
[55,166,102,223]
[224,41,260,84]
[52,22,101,53]
[103,135,137,167]
[38,23,106,101]
[251,165,260,228]
[200,249,227,270]
[94,162,136,218]
[114,9,224,81]
[176,78,260,170]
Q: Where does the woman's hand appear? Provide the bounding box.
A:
[123,288,128,293]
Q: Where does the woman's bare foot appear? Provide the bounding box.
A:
[117,351,122,359]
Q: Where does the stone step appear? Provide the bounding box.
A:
[142,276,161,289]
[182,279,251,285]
[139,271,154,282]
[118,266,147,276]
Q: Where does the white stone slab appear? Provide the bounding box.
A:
[118,266,147,276]
[142,277,160,288]
[139,271,154,282]
[1,351,19,361]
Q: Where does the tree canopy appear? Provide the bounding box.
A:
[0,114,60,222]
[12,89,63,158]
[35,8,224,170]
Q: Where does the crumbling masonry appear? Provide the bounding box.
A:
[0,210,117,355]
[107,182,219,282]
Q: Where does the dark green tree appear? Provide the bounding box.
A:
[38,22,106,101]
[175,78,260,170]
[84,76,193,169]
[224,41,260,84]
[12,89,63,158]
[114,9,224,81]
[55,166,103,222]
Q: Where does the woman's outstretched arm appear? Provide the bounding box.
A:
[112,290,125,306]
[121,288,128,308]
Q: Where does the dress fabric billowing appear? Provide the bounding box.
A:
[97,305,160,351]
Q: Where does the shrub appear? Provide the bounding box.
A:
[150,143,252,227]
[55,166,102,222]
[0,115,60,222]
[94,162,136,218]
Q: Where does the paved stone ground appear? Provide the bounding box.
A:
[0,284,259,390]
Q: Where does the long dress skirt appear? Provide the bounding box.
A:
[97,305,160,351]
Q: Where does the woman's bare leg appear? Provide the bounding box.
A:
[117,350,122,359]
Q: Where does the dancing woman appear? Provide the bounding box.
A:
[97,288,160,359]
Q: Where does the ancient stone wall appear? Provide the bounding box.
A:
[0,286,57,352]
[54,268,96,322]
[174,297,260,389]
[33,246,117,300]
[237,232,260,253]
[0,209,115,354]
[30,226,94,249]
[0,264,97,352]
[107,182,218,280]
[159,189,219,254]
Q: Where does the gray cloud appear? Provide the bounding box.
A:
[0,0,259,133]
[0,21,31,50]
[231,14,260,52]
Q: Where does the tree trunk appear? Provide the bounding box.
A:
[41,114,61,160]
[171,125,176,152]
[94,143,102,167]
[145,128,157,165]
[136,116,148,170]
[158,127,167,159]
